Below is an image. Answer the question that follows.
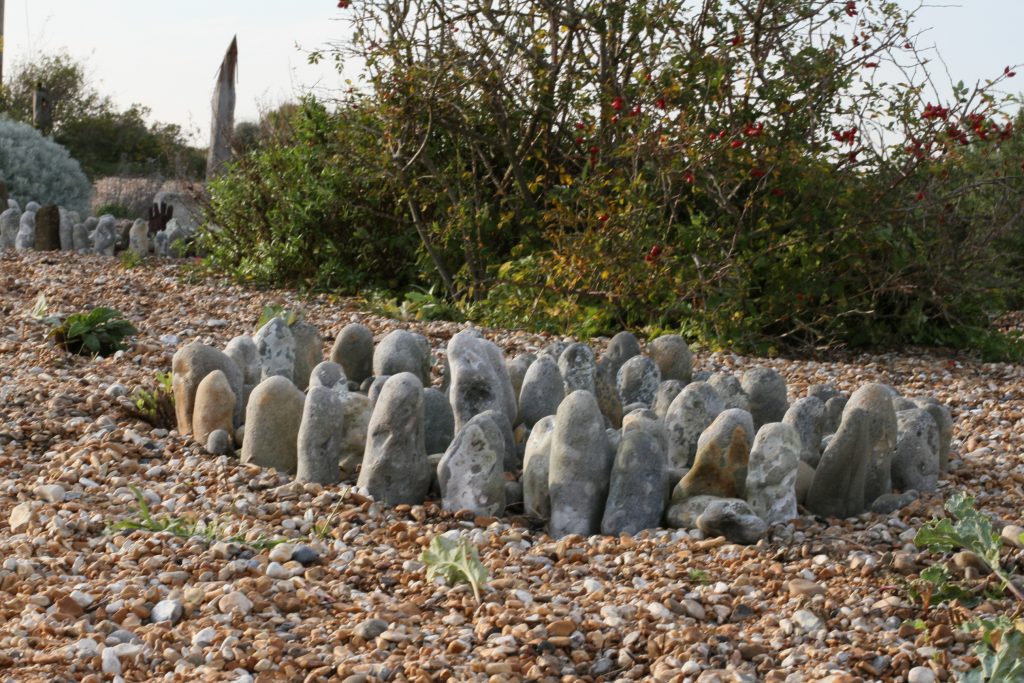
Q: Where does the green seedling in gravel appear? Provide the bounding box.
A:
[959,616,1024,683]
[688,569,711,585]
[132,371,176,429]
[49,306,137,356]
[421,535,488,603]
[119,250,143,270]
[311,499,346,539]
[903,564,975,611]
[255,304,300,330]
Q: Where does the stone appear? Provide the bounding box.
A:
[506,353,535,411]
[0,208,19,249]
[437,412,507,516]
[372,329,431,386]
[783,397,826,467]
[666,495,726,534]
[101,649,122,676]
[253,316,296,383]
[914,397,953,473]
[696,498,767,545]
[870,489,919,514]
[9,502,32,533]
[652,380,684,420]
[674,408,754,500]
[540,340,569,360]
[741,367,788,429]
[206,429,232,456]
[892,408,940,493]
[516,354,563,428]
[823,396,847,434]
[907,666,936,683]
[357,373,431,506]
[192,369,237,445]
[603,331,642,378]
[339,393,372,476]
[128,219,150,256]
[34,484,65,503]
[522,416,556,520]
[616,355,661,408]
[601,427,668,536]
[648,334,693,384]
[151,599,183,625]
[481,407,519,472]
[621,408,669,455]
[240,376,305,474]
[594,359,623,429]
[367,375,390,406]
[172,342,245,434]
[292,545,320,565]
[806,383,897,518]
[58,208,74,251]
[558,342,596,395]
[33,205,61,250]
[308,360,347,392]
[1001,524,1024,548]
[795,460,815,506]
[423,387,455,455]
[224,335,260,410]
[665,381,724,469]
[788,578,827,597]
[505,479,523,508]
[14,211,35,251]
[296,386,346,484]
[217,591,253,616]
[746,422,801,524]
[707,373,749,412]
[72,223,90,252]
[808,383,841,403]
[447,329,517,434]
[289,321,323,391]
[548,391,611,538]
[330,323,375,384]
[92,215,116,256]
[354,618,388,641]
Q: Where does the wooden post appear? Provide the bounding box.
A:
[206,36,238,179]
[1,0,6,88]
[33,83,52,135]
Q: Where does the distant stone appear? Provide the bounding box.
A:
[423,387,455,455]
[594,359,623,429]
[870,489,919,514]
[296,385,346,484]
[616,355,661,408]
[9,502,32,533]
[621,408,668,455]
[783,397,826,467]
[34,484,65,503]
[517,354,563,428]
[128,219,150,256]
[357,373,430,506]
[696,498,767,545]
[506,353,535,413]
[746,422,801,524]
[548,391,610,538]
[372,329,431,386]
[0,208,18,250]
[58,208,75,251]
[648,335,693,384]
[823,396,847,434]
[914,397,953,474]
[92,215,116,256]
[339,393,372,476]
[652,380,684,420]
[172,342,244,434]
[540,340,569,361]
[240,376,305,474]
[558,342,596,396]
[33,205,61,251]
[192,369,237,445]
[707,373,749,412]
[224,335,260,409]
[438,412,507,516]
[72,223,90,252]
[664,381,723,469]
[330,323,375,384]
[447,330,517,435]
[807,383,841,403]
[15,211,35,251]
[741,367,788,430]
[603,331,642,378]
[290,321,323,391]
[308,360,347,392]
[367,375,390,406]
[892,409,940,492]
[522,416,556,520]
[795,460,815,506]
[601,427,668,536]
[253,317,296,384]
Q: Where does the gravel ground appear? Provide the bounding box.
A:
[1,251,1022,683]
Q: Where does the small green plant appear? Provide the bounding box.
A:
[420,534,488,603]
[959,616,1024,682]
[255,304,300,330]
[310,499,346,539]
[132,371,175,429]
[904,564,975,611]
[49,306,137,356]
[119,249,143,270]
[687,569,711,585]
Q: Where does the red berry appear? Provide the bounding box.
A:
[337,0,350,7]
[612,96,624,112]
[575,122,586,130]
[655,98,666,110]
[598,213,610,223]
[730,139,743,149]
[630,105,642,117]
[751,168,767,178]
[845,1,856,17]
[684,171,695,184]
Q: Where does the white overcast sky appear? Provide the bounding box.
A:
[3,1,1022,145]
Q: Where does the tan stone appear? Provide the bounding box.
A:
[193,369,237,445]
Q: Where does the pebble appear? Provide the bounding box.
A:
[217,591,253,616]
[354,618,389,640]
[151,599,183,624]
[787,578,826,597]
[34,483,66,503]
[908,666,936,683]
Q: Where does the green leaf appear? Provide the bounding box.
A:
[420,535,488,603]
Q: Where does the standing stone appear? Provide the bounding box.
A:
[783,397,826,467]
[423,387,455,454]
[603,331,642,378]
[616,355,661,408]
[480,408,519,472]
[665,381,724,469]
[892,409,940,493]
[741,367,788,430]
[290,321,323,391]
[224,335,261,411]
[806,383,897,518]
[672,408,755,501]
[115,219,133,252]
[33,205,61,251]
[437,413,507,516]
[548,391,611,538]
[192,369,237,446]
[308,360,347,392]
[522,416,556,520]
[517,354,564,428]
[372,329,431,386]
[171,342,245,434]
[330,323,375,384]
[914,397,953,473]
[708,373,750,412]
[447,330,517,433]
[92,216,116,256]
[15,211,35,251]
[357,373,430,505]
[128,219,150,256]
[0,208,19,249]
[652,380,684,420]
[240,376,305,473]
[253,317,296,383]
[696,498,768,545]
[153,230,170,257]
[823,396,847,434]
[621,408,669,455]
[59,208,74,251]
[594,359,623,429]
[506,353,536,411]
[367,376,391,406]
[558,343,596,395]
[540,340,569,362]
[746,422,801,524]
[296,385,345,484]
[808,383,840,403]
[72,223,91,252]
[648,335,693,384]
[601,427,668,536]
[339,393,373,476]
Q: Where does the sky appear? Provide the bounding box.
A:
[3,1,1023,146]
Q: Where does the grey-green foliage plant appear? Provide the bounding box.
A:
[420,535,488,603]
[49,307,138,356]
[959,616,1024,683]
[0,115,92,215]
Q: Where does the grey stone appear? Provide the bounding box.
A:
[339,393,373,476]
[696,498,768,545]
[84,216,98,230]
[72,223,91,252]
[33,205,60,251]
[892,409,940,493]
[746,422,801,524]
[372,329,431,386]
[914,397,953,474]
[504,480,523,509]
[447,329,517,435]
[673,408,754,501]
[128,219,150,256]
[795,460,815,506]
[665,494,716,529]
[506,353,535,414]
[367,375,390,406]
[741,367,788,429]
[171,342,244,434]
[548,391,611,538]
[290,321,323,391]
[59,208,74,251]
[652,380,684,420]
[648,334,693,384]
[870,489,919,514]
[153,191,201,235]
[0,208,19,249]
[616,355,661,408]
[480,407,518,472]
[192,369,237,445]
[522,416,555,520]
[594,359,623,429]
[330,323,375,384]
[291,545,320,565]
[25,201,39,213]
[824,396,847,434]
[808,383,841,403]
[805,383,897,518]
[15,211,35,251]
[151,599,183,625]
[224,335,260,411]
[601,427,668,536]
[92,215,116,256]
[783,397,826,467]
[707,373,749,412]
[558,342,596,395]
[354,618,388,641]
[357,373,430,506]
[206,429,232,456]
[309,360,347,392]
[253,317,296,384]
[296,385,346,484]
[540,340,569,361]
[423,387,455,455]
[437,413,507,516]
[893,396,917,411]
[621,408,668,455]
[664,381,723,469]
[517,354,563,428]
[603,331,642,378]
[240,376,305,473]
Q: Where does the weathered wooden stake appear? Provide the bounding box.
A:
[206,36,238,179]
